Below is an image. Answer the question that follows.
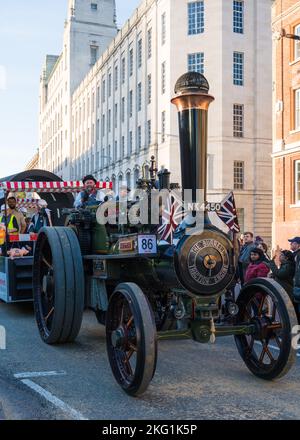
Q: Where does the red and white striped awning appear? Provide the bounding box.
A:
[0,181,113,193]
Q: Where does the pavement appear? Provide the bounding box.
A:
[1,301,300,420]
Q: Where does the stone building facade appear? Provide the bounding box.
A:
[39,0,273,240]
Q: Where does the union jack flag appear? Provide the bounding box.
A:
[216,192,240,233]
[158,194,184,243]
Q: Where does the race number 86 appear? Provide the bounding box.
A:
[138,235,157,255]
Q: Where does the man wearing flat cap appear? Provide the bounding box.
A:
[289,237,300,306]
[74,175,105,208]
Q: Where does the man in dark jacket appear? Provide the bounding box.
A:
[238,231,255,285]
[289,237,300,306]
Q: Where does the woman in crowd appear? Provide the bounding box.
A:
[244,248,270,282]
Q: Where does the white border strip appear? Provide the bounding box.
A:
[20,379,88,420]
[14,371,66,379]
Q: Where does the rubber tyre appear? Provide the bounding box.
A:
[33,227,85,344]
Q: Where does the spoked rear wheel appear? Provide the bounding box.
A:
[106,283,157,396]
[235,278,297,380]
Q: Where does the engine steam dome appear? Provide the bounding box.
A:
[172,72,235,296]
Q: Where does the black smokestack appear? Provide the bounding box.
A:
[171,72,214,205]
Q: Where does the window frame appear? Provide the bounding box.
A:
[233,160,245,190]
[233,104,244,138]
[294,24,300,61]
[233,51,244,86]
[188,52,204,74]
[295,160,300,205]
[188,1,204,36]
[233,1,244,34]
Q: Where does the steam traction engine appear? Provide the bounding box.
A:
[33,73,298,396]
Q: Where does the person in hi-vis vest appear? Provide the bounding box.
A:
[0,204,19,234]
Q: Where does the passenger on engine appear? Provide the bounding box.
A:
[74,175,105,208]
[28,199,52,233]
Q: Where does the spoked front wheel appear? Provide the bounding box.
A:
[106,283,157,396]
[235,278,298,380]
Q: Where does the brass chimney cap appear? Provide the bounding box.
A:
[174,72,209,95]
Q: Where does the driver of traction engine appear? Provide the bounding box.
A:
[74,175,105,208]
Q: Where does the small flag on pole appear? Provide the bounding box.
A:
[216,192,240,233]
[158,194,184,243]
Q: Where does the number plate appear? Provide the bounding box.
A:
[138,235,157,255]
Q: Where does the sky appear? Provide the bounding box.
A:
[0,0,139,178]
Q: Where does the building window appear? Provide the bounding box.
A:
[295,160,300,204]
[147,120,151,145]
[138,38,142,68]
[295,88,300,130]
[108,109,111,133]
[97,86,100,107]
[294,24,300,60]
[121,57,126,84]
[234,161,244,190]
[91,3,97,10]
[102,114,105,137]
[114,103,118,129]
[138,83,142,111]
[161,62,166,95]
[121,136,125,158]
[90,46,98,65]
[129,131,133,154]
[147,74,152,104]
[102,79,106,102]
[129,48,134,76]
[233,1,244,34]
[233,104,244,137]
[108,72,112,97]
[129,91,133,117]
[114,141,118,162]
[161,111,166,143]
[188,1,204,35]
[188,52,204,74]
[161,13,166,45]
[114,65,118,91]
[147,28,152,59]
[121,97,125,123]
[137,126,142,150]
[96,118,100,140]
[233,52,244,86]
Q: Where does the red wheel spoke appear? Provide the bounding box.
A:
[42,256,53,270]
[258,344,266,363]
[258,295,265,316]
[126,316,134,329]
[271,302,277,321]
[45,307,54,323]
[128,342,137,352]
[119,304,124,326]
[264,343,275,363]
